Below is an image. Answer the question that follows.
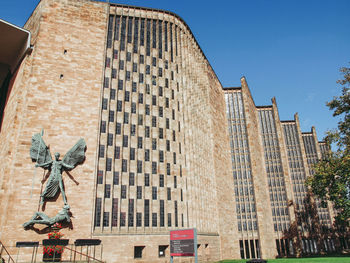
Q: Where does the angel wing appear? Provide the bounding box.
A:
[30,132,52,169]
[62,138,86,170]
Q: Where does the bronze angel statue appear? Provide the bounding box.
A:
[30,131,86,205]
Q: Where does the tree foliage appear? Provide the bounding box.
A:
[307,63,350,226]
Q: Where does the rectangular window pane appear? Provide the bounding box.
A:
[94,197,102,227]
[112,198,118,226]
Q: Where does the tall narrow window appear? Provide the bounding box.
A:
[167,213,171,227]
[127,17,133,43]
[145,173,150,186]
[159,174,164,187]
[113,172,119,185]
[160,200,164,227]
[105,184,111,198]
[114,16,120,41]
[152,186,157,200]
[144,199,150,226]
[152,20,157,49]
[128,199,134,226]
[137,160,142,173]
[133,18,139,53]
[102,98,108,110]
[146,20,151,56]
[129,172,135,186]
[99,145,105,158]
[97,170,103,184]
[120,212,126,227]
[152,212,157,227]
[107,15,113,48]
[158,21,162,58]
[107,134,113,146]
[94,198,102,227]
[137,186,142,199]
[175,201,178,227]
[121,185,127,199]
[120,17,126,51]
[140,19,145,46]
[136,213,142,227]
[103,212,109,227]
[112,198,118,226]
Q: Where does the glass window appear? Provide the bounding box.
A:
[99,145,105,158]
[107,133,113,146]
[113,172,119,185]
[159,174,164,187]
[118,80,123,90]
[124,112,129,123]
[130,148,135,160]
[121,185,127,199]
[110,89,116,100]
[125,91,130,102]
[119,60,124,70]
[167,187,171,200]
[122,159,127,172]
[138,93,143,104]
[109,110,114,122]
[145,173,150,186]
[129,173,135,186]
[139,73,144,83]
[131,102,136,113]
[140,54,144,64]
[104,77,109,89]
[94,198,102,227]
[103,212,109,227]
[105,184,111,198]
[152,161,157,174]
[152,186,157,200]
[145,149,150,161]
[97,170,103,184]
[126,52,131,61]
[137,186,142,199]
[114,146,120,159]
[131,124,136,136]
[123,135,128,147]
[159,150,164,163]
[152,116,157,127]
[152,139,157,150]
[138,137,143,149]
[145,126,150,137]
[100,121,106,133]
[137,160,142,173]
[116,122,121,134]
[102,98,108,110]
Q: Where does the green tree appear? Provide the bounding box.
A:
[307,64,350,227]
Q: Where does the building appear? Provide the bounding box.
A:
[0,0,343,262]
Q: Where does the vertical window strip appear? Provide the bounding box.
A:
[114,15,120,41]
[120,16,126,51]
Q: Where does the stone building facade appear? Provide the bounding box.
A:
[0,0,341,262]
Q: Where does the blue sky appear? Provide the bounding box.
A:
[2,0,350,140]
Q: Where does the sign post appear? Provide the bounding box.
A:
[170,228,197,263]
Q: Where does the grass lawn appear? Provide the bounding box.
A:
[217,257,350,263]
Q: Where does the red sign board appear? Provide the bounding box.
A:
[170,229,196,257]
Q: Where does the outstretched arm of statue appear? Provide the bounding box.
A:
[62,162,74,169]
[35,160,53,168]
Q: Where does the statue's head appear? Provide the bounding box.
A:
[54,152,60,160]
[63,204,70,210]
